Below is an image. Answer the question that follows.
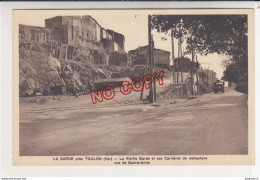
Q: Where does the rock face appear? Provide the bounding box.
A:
[19,16,139,97]
[19,48,65,96]
[19,26,133,96]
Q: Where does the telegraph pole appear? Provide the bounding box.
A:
[179,19,184,83]
[180,39,183,83]
[212,70,214,89]
[148,15,154,103]
[207,66,209,84]
[152,36,156,102]
[177,38,180,83]
[195,55,199,94]
[140,71,145,100]
[171,29,175,84]
[190,51,194,95]
[196,55,199,83]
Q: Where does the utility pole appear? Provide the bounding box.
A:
[195,55,199,95]
[207,66,209,84]
[148,15,154,103]
[177,37,183,83]
[177,19,184,83]
[171,29,175,84]
[176,19,183,84]
[196,55,199,83]
[212,70,214,89]
[177,38,180,83]
[140,71,145,100]
[180,38,183,83]
[152,35,156,102]
[190,50,194,95]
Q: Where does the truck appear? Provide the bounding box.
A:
[213,80,225,93]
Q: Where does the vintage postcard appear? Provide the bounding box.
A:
[13,9,254,166]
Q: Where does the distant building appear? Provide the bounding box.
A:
[44,16,125,52]
[128,45,170,66]
[173,57,200,73]
[198,69,217,89]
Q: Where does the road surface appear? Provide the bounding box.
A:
[19,89,248,156]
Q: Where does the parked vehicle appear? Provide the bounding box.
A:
[213,80,224,93]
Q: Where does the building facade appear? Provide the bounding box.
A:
[173,57,200,73]
[19,24,52,43]
[128,45,170,66]
[198,69,217,89]
[44,16,125,52]
[107,29,125,51]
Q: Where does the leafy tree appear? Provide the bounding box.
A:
[151,15,248,93]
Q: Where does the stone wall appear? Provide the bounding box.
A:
[101,28,112,40]
[101,38,114,51]
[156,82,193,101]
[81,16,100,43]
[45,16,64,43]
[19,25,52,43]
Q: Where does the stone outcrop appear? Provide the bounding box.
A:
[19,26,133,96]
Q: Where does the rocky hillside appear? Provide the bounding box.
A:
[19,40,146,96]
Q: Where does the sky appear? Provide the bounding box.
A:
[152,30,228,79]
[18,10,226,79]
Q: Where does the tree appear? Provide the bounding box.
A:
[151,15,248,93]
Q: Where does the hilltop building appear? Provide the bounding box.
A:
[19,25,52,44]
[44,16,125,52]
[19,16,125,53]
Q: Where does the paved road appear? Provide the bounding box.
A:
[20,89,248,156]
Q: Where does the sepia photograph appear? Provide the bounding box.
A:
[12,9,254,165]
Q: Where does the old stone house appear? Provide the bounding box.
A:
[45,16,84,46]
[45,16,102,46]
[42,15,127,64]
[128,45,170,66]
[107,29,125,52]
[19,24,52,43]
[81,16,101,43]
[45,16,125,53]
